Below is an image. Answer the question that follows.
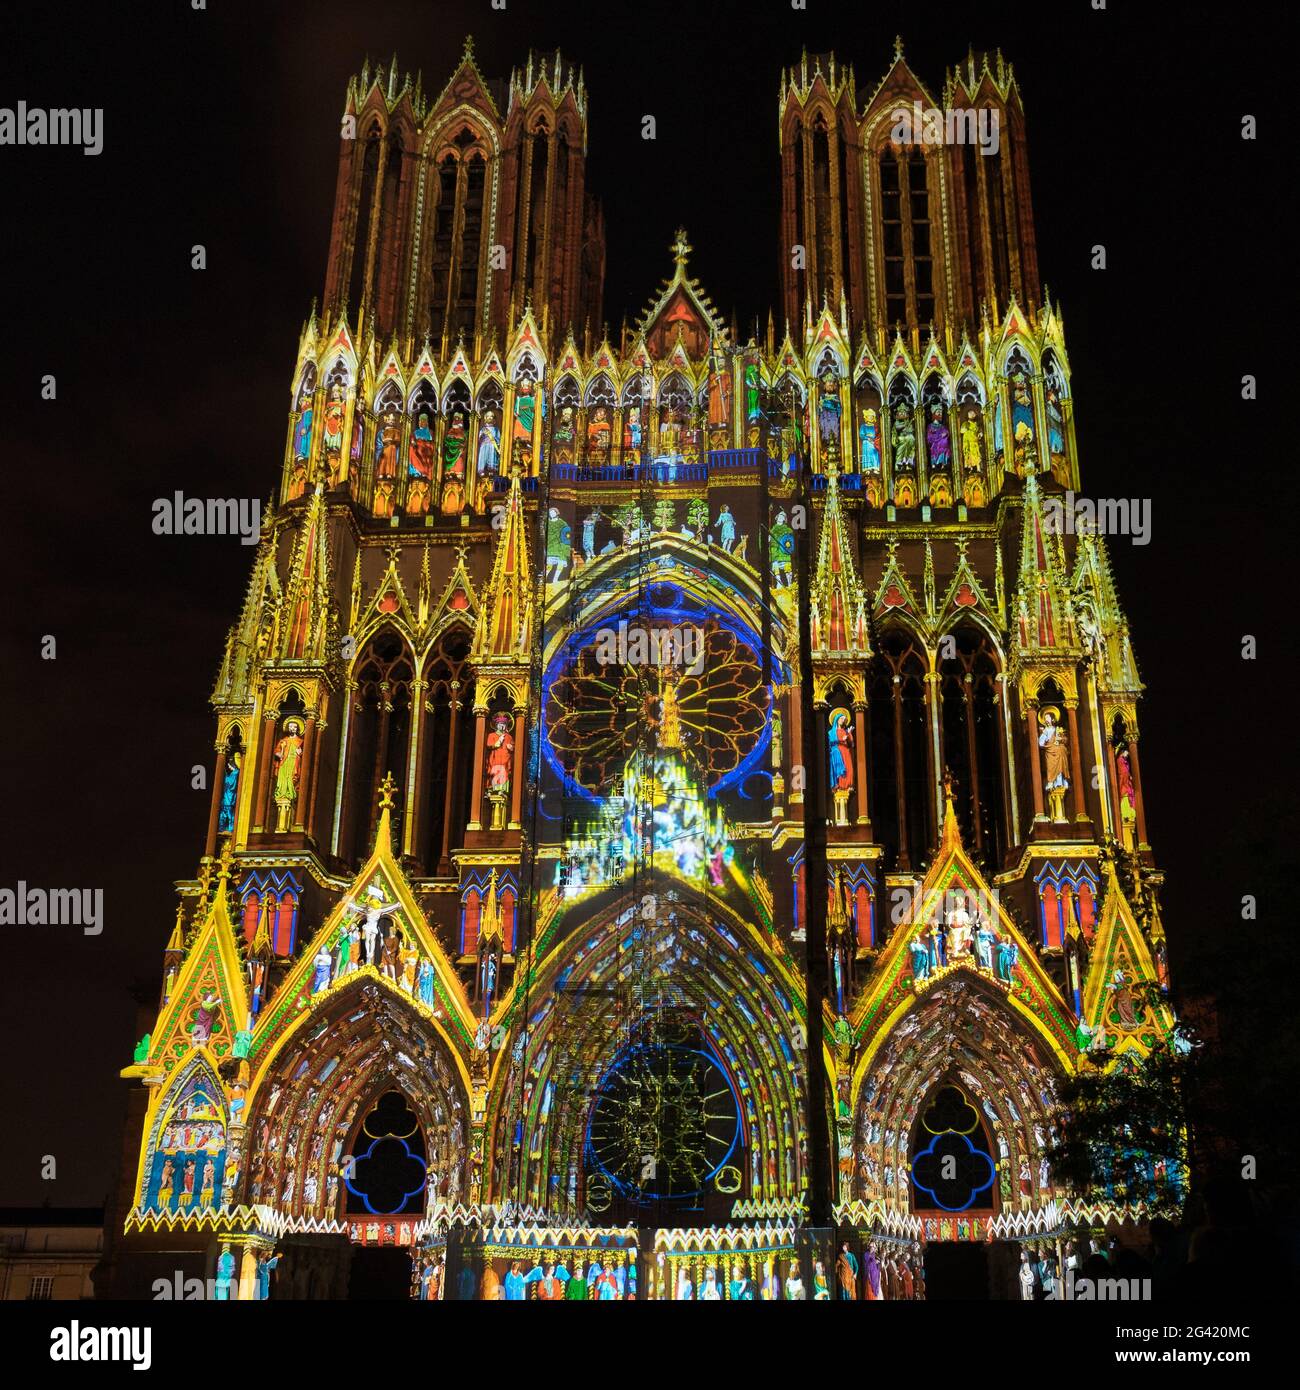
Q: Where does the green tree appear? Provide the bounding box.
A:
[1045,990,1194,1221]
[613,501,645,541]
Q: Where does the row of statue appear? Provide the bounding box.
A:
[287,347,1073,510]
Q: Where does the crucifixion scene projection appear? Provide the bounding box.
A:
[3,0,1288,1328]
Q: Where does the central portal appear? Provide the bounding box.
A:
[585,1014,744,1227]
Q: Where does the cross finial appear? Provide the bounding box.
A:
[379,772,398,811]
[671,227,691,270]
[893,34,905,61]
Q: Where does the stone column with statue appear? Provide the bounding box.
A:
[1037,704,1070,824]
[270,717,305,833]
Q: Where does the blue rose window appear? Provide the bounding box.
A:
[910,1084,996,1212]
[344,1091,427,1215]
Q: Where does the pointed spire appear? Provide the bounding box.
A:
[994,536,1007,623]
[217,837,234,877]
[827,866,849,935]
[166,902,186,955]
[671,227,691,273]
[417,542,432,627]
[349,549,363,633]
[279,483,336,663]
[214,518,282,704]
[811,458,871,659]
[1014,461,1069,651]
[251,894,273,957]
[923,538,936,619]
[472,468,533,661]
[479,868,502,944]
[940,767,963,848]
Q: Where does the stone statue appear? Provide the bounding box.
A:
[217,752,241,835]
[995,936,1019,984]
[909,932,931,983]
[945,896,973,959]
[1038,706,1069,823]
[271,718,305,832]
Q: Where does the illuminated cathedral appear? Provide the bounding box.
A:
[106,37,1177,1300]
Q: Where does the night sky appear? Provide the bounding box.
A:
[0,1,1284,1205]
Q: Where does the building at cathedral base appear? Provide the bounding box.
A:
[101,37,1179,1301]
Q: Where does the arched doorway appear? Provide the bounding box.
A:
[853,974,1064,1298]
[485,890,809,1225]
[584,1010,745,1226]
[243,977,470,1221]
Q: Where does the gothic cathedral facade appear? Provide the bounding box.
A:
[107,39,1176,1300]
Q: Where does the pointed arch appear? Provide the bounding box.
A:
[483,889,818,1217]
[241,976,471,1219]
[339,626,416,865]
[851,973,1065,1214]
[136,1054,230,1215]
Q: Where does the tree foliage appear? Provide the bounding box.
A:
[1046,986,1194,1220]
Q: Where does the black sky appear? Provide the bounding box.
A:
[0,0,1287,1205]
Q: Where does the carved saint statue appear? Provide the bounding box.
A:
[485,713,514,830]
[271,718,305,832]
[926,403,952,472]
[945,896,973,959]
[1037,705,1070,823]
[217,751,241,835]
[858,407,881,471]
[828,707,854,826]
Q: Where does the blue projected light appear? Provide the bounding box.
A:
[911,1131,996,1212]
[343,1135,427,1216]
[585,1039,743,1203]
[542,580,784,805]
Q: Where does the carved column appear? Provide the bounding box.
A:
[1064,699,1089,827]
[1106,737,1123,838]
[358,138,392,333]
[365,683,393,849]
[997,673,1019,846]
[801,129,818,306]
[923,671,940,850]
[1127,735,1151,848]
[891,674,909,869]
[853,699,870,827]
[330,680,358,858]
[509,705,526,830]
[403,680,427,858]
[826,121,843,304]
[292,713,318,833]
[788,685,804,807]
[1059,882,1077,952]
[251,709,278,835]
[1026,703,1046,822]
[205,746,227,858]
[466,706,488,832]
[305,707,327,841]
[439,686,463,872]
[962,675,983,851]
